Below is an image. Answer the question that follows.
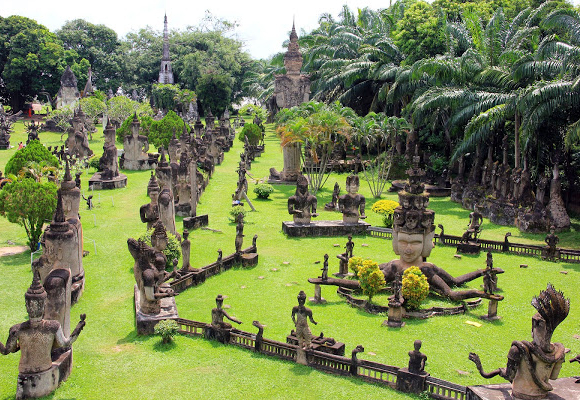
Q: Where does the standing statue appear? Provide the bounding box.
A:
[345,235,355,259]
[338,175,366,223]
[291,291,317,350]
[140,186,160,230]
[324,182,340,211]
[180,229,191,272]
[0,271,86,399]
[235,213,244,254]
[287,175,318,224]
[469,284,569,400]
[320,254,329,280]
[462,203,483,243]
[483,252,498,295]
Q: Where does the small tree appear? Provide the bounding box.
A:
[0,178,57,251]
[358,259,385,303]
[238,123,262,146]
[154,319,179,344]
[402,266,429,310]
[5,140,59,176]
[348,256,364,278]
[371,200,399,228]
[148,111,189,149]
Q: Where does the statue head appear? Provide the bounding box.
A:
[216,294,225,307]
[183,229,189,240]
[393,232,426,266]
[296,175,308,195]
[25,270,47,321]
[297,290,307,305]
[345,175,360,195]
[151,221,168,251]
[531,284,569,352]
[414,340,422,351]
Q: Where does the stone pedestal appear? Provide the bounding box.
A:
[384,301,405,328]
[296,347,308,366]
[204,326,232,344]
[88,172,127,190]
[309,284,326,304]
[269,143,301,184]
[183,214,209,230]
[123,156,158,171]
[466,377,580,400]
[457,242,481,254]
[480,299,500,321]
[396,368,429,394]
[175,203,191,217]
[16,349,72,400]
[282,220,370,237]
[241,253,258,267]
[134,285,178,335]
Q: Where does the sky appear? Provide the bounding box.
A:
[2,0,579,60]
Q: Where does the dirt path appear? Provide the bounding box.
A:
[0,246,28,257]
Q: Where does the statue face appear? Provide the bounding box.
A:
[396,233,424,265]
[405,212,420,230]
[297,183,308,195]
[347,181,359,195]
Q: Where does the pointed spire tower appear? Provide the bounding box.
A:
[158,13,175,84]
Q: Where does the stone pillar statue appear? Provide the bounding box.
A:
[123,114,153,170]
[292,290,317,365]
[140,186,160,230]
[287,175,318,224]
[338,175,366,223]
[0,270,86,400]
[155,149,178,237]
[469,284,568,400]
[180,230,191,272]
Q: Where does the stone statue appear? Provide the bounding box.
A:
[123,114,153,170]
[287,175,318,224]
[140,186,160,230]
[407,340,428,375]
[544,225,559,260]
[211,294,242,330]
[0,271,86,399]
[462,203,483,243]
[291,291,317,350]
[325,182,340,211]
[345,235,354,259]
[66,109,93,159]
[180,229,191,272]
[320,254,329,280]
[235,213,244,254]
[483,252,498,295]
[380,148,503,302]
[338,175,366,223]
[469,284,569,400]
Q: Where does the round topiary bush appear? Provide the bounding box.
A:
[401,266,429,310]
[253,183,274,199]
[238,123,262,146]
[348,256,364,278]
[5,140,59,176]
[154,319,179,344]
[139,228,181,270]
[357,259,386,303]
[371,199,399,228]
[229,205,246,222]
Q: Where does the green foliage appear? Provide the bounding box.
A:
[151,83,181,111]
[402,266,430,310]
[348,256,365,278]
[107,96,151,126]
[139,227,181,270]
[154,319,179,344]
[0,178,57,251]
[46,106,74,132]
[5,140,59,176]
[79,96,107,124]
[239,104,268,121]
[196,72,232,116]
[371,200,399,228]
[238,123,262,146]
[357,259,385,303]
[229,205,246,222]
[148,111,188,149]
[253,183,274,199]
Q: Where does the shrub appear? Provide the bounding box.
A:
[139,228,181,270]
[116,114,154,144]
[148,110,189,149]
[0,178,58,251]
[401,266,429,310]
[253,183,274,199]
[357,259,385,303]
[46,106,74,131]
[154,319,179,344]
[238,123,262,146]
[348,256,364,278]
[5,141,59,176]
[229,205,246,222]
[371,200,399,228]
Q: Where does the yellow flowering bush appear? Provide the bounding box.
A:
[371,199,399,228]
[401,266,429,310]
[358,259,386,303]
[348,256,365,277]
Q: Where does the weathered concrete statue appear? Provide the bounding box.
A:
[0,271,86,399]
[287,175,318,224]
[291,291,317,350]
[469,284,569,400]
[338,174,366,223]
[123,114,155,170]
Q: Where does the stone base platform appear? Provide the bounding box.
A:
[466,377,580,400]
[88,173,127,190]
[457,242,481,254]
[242,253,258,267]
[183,214,209,230]
[175,203,191,217]
[16,349,72,400]
[282,220,370,237]
[123,157,158,171]
[268,178,298,185]
[134,285,178,335]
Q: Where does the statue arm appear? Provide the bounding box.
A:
[469,349,518,381]
[2,326,21,354]
[308,310,317,325]
[223,311,242,325]
[55,314,86,348]
[291,308,297,325]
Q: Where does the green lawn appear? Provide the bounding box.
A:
[1,119,579,399]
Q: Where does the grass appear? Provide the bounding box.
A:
[0,119,579,399]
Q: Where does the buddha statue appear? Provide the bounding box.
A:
[287,175,318,224]
[338,175,366,223]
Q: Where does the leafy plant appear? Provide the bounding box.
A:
[348,256,364,278]
[139,227,181,270]
[154,319,179,344]
[46,106,74,132]
[238,123,262,146]
[253,183,274,199]
[357,259,385,303]
[402,266,429,310]
[0,178,57,251]
[148,110,189,149]
[229,205,246,222]
[371,200,399,228]
[5,140,59,176]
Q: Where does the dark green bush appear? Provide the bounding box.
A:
[148,111,188,149]
[154,319,179,344]
[5,140,59,176]
[116,114,154,144]
[253,183,274,199]
[238,123,262,146]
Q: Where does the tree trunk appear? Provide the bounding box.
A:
[514,111,521,169]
